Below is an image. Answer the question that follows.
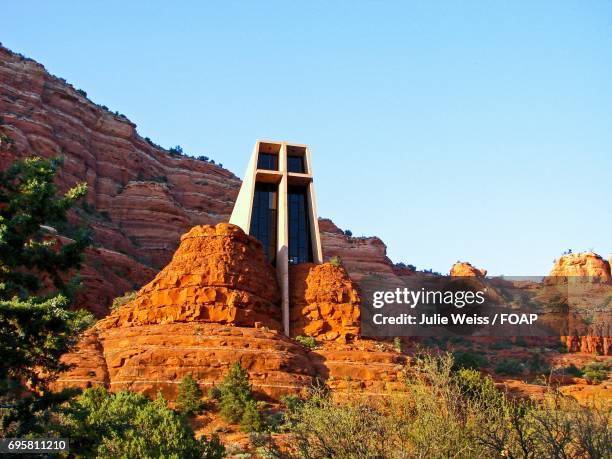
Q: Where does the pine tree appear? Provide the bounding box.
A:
[0,156,92,436]
[176,374,204,416]
[240,399,265,433]
[214,362,254,423]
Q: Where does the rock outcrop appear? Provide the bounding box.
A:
[55,224,315,399]
[56,223,411,401]
[547,252,611,284]
[99,223,283,331]
[450,261,487,277]
[0,44,240,314]
[289,263,360,341]
[318,219,406,284]
[562,335,611,356]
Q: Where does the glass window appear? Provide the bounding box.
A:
[287,186,312,264]
[250,183,278,263]
[287,155,305,173]
[257,153,278,171]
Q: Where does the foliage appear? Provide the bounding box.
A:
[240,400,266,433]
[281,395,304,416]
[111,290,137,310]
[494,358,524,376]
[176,374,205,416]
[490,339,513,350]
[582,361,609,384]
[282,353,611,458]
[212,362,255,423]
[0,156,89,299]
[554,363,583,377]
[295,335,317,349]
[452,350,488,370]
[343,229,353,237]
[0,295,92,392]
[393,337,402,352]
[528,352,550,374]
[58,387,223,458]
[329,256,342,267]
[0,156,92,437]
[395,262,416,272]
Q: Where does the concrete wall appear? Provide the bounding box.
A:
[229,140,323,336]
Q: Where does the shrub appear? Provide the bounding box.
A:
[582,362,609,384]
[344,229,353,237]
[494,358,524,376]
[111,291,137,310]
[528,352,550,373]
[240,400,265,433]
[176,374,204,416]
[60,387,222,458]
[452,351,488,370]
[393,337,402,352]
[281,395,304,415]
[281,353,612,458]
[490,339,512,350]
[295,335,317,349]
[329,256,342,267]
[555,363,583,377]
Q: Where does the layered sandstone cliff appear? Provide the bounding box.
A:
[0,44,240,314]
[318,219,406,283]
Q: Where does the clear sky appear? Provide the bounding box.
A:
[4,1,611,275]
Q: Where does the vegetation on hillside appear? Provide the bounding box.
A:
[0,156,93,436]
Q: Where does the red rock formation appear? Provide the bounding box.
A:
[100,223,283,331]
[76,246,156,317]
[289,263,360,340]
[562,335,611,356]
[450,261,487,277]
[312,339,408,395]
[0,45,421,319]
[318,219,405,284]
[547,252,611,284]
[55,224,315,399]
[56,223,412,401]
[545,252,611,355]
[0,44,240,314]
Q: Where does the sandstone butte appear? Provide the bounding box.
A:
[55,223,407,401]
[547,252,612,284]
[450,261,487,277]
[545,252,612,355]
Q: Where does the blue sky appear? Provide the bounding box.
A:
[4,1,611,275]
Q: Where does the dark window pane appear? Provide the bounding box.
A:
[287,185,312,264]
[258,153,278,171]
[250,183,278,263]
[287,155,305,173]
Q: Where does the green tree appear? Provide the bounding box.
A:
[0,156,92,436]
[0,156,90,299]
[176,374,204,416]
[240,400,265,433]
[212,362,254,423]
[59,387,224,458]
